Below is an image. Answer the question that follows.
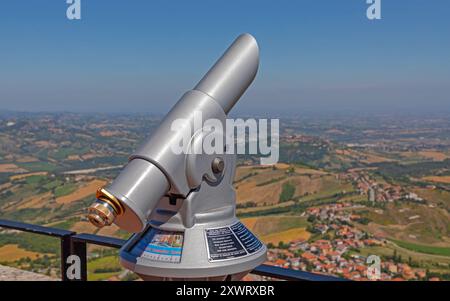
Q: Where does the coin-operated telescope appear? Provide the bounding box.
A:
[87,34,267,280]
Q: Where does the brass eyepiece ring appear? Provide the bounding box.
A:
[96,188,125,215]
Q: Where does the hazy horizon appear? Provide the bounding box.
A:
[1,107,450,119]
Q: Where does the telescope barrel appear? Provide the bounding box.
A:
[194,33,259,114]
[87,159,169,232]
[103,159,169,231]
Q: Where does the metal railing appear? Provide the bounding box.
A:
[0,219,344,281]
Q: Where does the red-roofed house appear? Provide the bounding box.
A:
[301,252,317,261]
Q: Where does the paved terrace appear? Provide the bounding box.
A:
[0,265,58,281]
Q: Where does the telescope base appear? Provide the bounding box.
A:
[119,219,267,280]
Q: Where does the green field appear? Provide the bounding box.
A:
[357,244,450,272]
[0,232,60,255]
[46,218,79,230]
[25,175,47,185]
[391,239,450,257]
[16,161,59,172]
[43,179,63,190]
[54,183,77,197]
[279,181,295,202]
[87,255,123,281]
[89,271,121,281]
[50,147,89,161]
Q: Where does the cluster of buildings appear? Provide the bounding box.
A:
[344,171,425,203]
[306,202,366,233]
[282,134,320,144]
[350,172,401,202]
[266,203,435,281]
[267,231,433,281]
[267,230,382,280]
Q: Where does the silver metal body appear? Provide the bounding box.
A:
[88,33,267,279]
[120,152,266,279]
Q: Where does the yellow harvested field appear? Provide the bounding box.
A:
[56,179,107,204]
[100,130,122,137]
[422,176,450,184]
[237,180,282,206]
[335,149,353,156]
[400,151,421,158]
[81,153,101,160]
[242,216,310,245]
[67,155,81,161]
[242,215,307,234]
[35,140,56,148]
[70,221,97,233]
[0,183,12,191]
[401,151,448,161]
[235,166,257,181]
[15,156,38,163]
[17,192,52,209]
[96,224,121,237]
[418,151,448,161]
[360,154,393,164]
[241,217,259,230]
[236,169,343,205]
[274,163,290,169]
[0,244,46,262]
[0,163,27,173]
[10,172,48,181]
[238,201,295,214]
[294,167,327,175]
[261,228,310,245]
[348,167,378,172]
[336,149,393,164]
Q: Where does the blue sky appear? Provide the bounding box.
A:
[0,0,449,115]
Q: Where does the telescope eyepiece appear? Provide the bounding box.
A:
[87,188,124,228]
[87,200,116,228]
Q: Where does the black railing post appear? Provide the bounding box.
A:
[60,235,72,281]
[71,239,88,281]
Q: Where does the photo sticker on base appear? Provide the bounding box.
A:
[140,229,184,263]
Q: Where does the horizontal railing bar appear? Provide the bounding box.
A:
[251,264,347,281]
[72,233,127,248]
[0,218,347,281]
[0,219,74,237]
